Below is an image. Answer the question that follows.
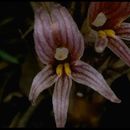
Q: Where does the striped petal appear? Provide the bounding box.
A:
[88,2,130,29]
[72,60,121,103]
[88,2,107,25]
[52,76,72,128]
[108,36,130,67]
[34,5,56,64]
[115,22,130,40]
[29,65,58,104]
[34,2,84,63]
[50,3,84,59]
[95,36,108,53]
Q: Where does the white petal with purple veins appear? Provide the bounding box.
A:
[116,22,130,41]
[95,36,108,53]
[53,76,72,128]
[72,60,121,103]
[108,36,130,67]
[29,65,58,104]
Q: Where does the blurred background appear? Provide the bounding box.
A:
[0,1,130,128]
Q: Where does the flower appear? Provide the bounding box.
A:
[29,2,121,128]
[82,2,130,67]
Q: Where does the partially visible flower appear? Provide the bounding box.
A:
[82,2,130,67]
[29,2,121,128]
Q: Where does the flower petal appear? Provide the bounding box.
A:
[72,60,121,103]
[50,4,84,59]
[29,65,58,104]
[34,2,84,63]
[88,2,130,29]
[115,22,130,40]
[59,6,84,59]
[95,36,108,53]
[34,5,56,64]
[106,2,130,27]
[108,36,130,67]
[88,2,106,24]
[52,76,72,127]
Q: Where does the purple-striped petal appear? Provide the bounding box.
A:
[108,36,130,67]
[29,65,58,104]
[34,6,56,64]
[52,76,72,128]
[58,6,84,59]
[72,60,121,103]
[88,2,106,25]
[49,4,84,60]
[95,36,108,53]
[34,2,84,63]
[115,22,130,40]
[88,2,130,29]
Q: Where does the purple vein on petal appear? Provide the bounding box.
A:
[59,7,74,52]
[29,65,57,104]
[95,36,108,53]
[60,7,84,59]
[116,23,130,40]
[35,10,55,55]
[34,17,55,64]
[61,76,72,127]
[52,76,72,128]
[38,6,56,51]
[50,6,67,46]
[72,60,121,103]
[34,39,50,64]
[39,11,55,52]
[108,36,130,67]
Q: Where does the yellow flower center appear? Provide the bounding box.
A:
[98,29,116,38]
[64,63,71,76]
[98,30,106,38]
[104,29,115,38]
[56,64,63,76]
[56,63,71,77]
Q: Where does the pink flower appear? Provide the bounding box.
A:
[29,2,121,128]
[85,2,130,66]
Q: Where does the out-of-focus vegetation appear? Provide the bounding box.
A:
[0,2,130,128]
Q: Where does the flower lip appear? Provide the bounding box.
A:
[92,12,107,27]
[55,47,69,61]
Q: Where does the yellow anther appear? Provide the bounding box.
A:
[104,29,116,38]
[56,64,63,76]
[98,30,106,38]
[64,63,71,76]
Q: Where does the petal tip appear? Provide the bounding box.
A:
[111,96,121,104]
[29,92,36,105]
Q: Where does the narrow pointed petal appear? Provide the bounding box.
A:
[52,76,72,128]
[29,65,58,104]
[108,36,130,67]
[95,37,108,53]
[115,23,130,40]
[72,60,121,103]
